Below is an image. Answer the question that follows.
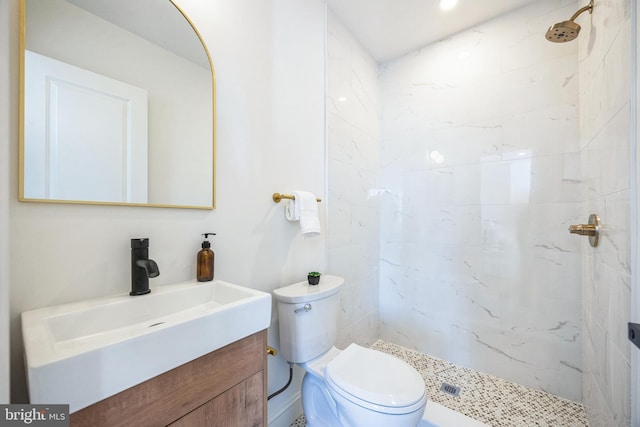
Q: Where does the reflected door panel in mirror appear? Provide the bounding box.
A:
[20,0,215,209]
[24,50,149,203]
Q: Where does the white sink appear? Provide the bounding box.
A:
[22,280,271,412]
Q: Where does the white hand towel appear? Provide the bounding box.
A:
[285,199,299,221]
[291,191,321,237]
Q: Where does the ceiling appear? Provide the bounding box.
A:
[326,0,539,63]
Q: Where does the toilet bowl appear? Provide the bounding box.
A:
[310,344,427,426]
[273,276,427,427]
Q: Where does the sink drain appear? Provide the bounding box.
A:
[440,383,461,397]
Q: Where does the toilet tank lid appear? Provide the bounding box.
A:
[273,275,344,303]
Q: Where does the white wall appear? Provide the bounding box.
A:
[6,0,326,424]
[327,9,381,349]
[578,0,633,425]
[0,0,16,405]
[378,0,583,401]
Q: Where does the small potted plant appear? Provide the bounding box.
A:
[307,271,321,285]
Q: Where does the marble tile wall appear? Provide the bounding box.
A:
[327,9,381,348]
[378,0,584,401]
[577,0,633,425]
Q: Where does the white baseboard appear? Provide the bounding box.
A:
[268,391,302,427]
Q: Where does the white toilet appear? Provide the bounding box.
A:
[273,275,427,427]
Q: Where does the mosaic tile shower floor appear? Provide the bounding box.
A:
[289,340,588,427]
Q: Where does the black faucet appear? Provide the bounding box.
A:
[130,238,160,296]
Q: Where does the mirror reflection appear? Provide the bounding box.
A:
[20,0,215,209]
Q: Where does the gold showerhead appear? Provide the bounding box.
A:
[545,0,593,43]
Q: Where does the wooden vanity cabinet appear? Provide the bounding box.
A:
[70,330,267,427]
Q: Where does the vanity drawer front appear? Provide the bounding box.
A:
[70,330,267,427]
[169,371,264,427]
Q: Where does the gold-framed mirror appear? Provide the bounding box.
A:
[19,0,215,209]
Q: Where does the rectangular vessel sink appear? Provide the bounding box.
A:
[22,280,271,413]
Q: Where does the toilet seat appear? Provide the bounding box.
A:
[324,344,427,415]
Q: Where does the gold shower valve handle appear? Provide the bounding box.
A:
[568,224,597,236]
[568,214,600,247]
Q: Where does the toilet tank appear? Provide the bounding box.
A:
[273,275,344,363]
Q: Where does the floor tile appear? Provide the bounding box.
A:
[289,340,589,426]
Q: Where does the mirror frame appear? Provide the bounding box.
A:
[18,0,216,210]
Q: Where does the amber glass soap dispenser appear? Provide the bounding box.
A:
[197,233,216,282]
